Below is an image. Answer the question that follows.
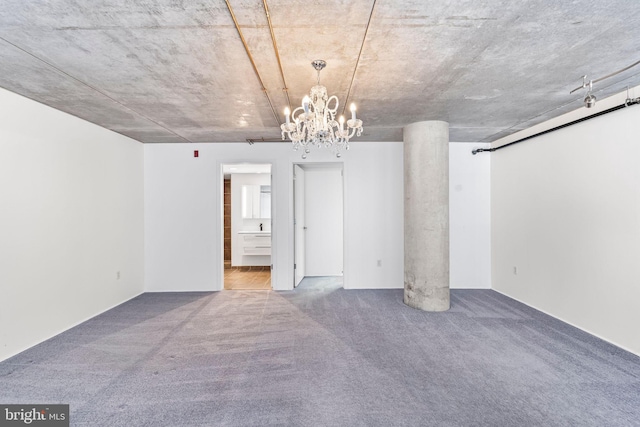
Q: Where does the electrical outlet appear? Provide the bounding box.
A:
[513,266,517,275]
[377,260,382,267]
[116,271,121,280]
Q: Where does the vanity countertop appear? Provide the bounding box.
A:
[238,230,271,235]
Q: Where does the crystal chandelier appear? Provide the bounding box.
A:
[281,60,363,159]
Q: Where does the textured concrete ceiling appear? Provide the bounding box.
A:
[1,0,639,143]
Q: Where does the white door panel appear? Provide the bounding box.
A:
[294,165,306,287]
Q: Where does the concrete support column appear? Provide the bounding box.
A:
[403,121,450,312]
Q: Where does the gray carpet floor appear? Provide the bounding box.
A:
[1,277,639,426]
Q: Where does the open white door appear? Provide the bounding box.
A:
[294,165,306,287]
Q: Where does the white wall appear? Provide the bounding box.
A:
[144,140,490,292]
[304,166,343,276]
[491,86,640,355]
[450,142,491,289]
[342,142,405,289]
[0,88,144,362]
[230,172,271,267]
[144,141,406,291]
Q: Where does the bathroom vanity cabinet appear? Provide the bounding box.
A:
[238,231,271,256]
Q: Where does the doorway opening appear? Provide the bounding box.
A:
[293,163,344,289]
[222,163,272,290]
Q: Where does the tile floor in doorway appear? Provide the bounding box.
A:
[224,266,271,290]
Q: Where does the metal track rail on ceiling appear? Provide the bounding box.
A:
[224,0,281,127]
[341,0,378,117]
[246,137,288,144]
[262,0,291,111]
[570,60,640,93]
[471,97,640,155]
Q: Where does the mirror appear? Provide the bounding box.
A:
[242,185,271,219]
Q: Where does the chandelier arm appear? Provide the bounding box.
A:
[326,96,340,114]
[344,128,353,140]
[291,106,305,122]
[347,127,359,139]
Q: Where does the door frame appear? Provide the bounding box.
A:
[292,162,346,288]
[217,160,275,291]
[293,164,305,287]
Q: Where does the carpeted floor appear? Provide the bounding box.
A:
[1,277,639,426]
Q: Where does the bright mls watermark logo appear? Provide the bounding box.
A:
[0,405,68,427]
